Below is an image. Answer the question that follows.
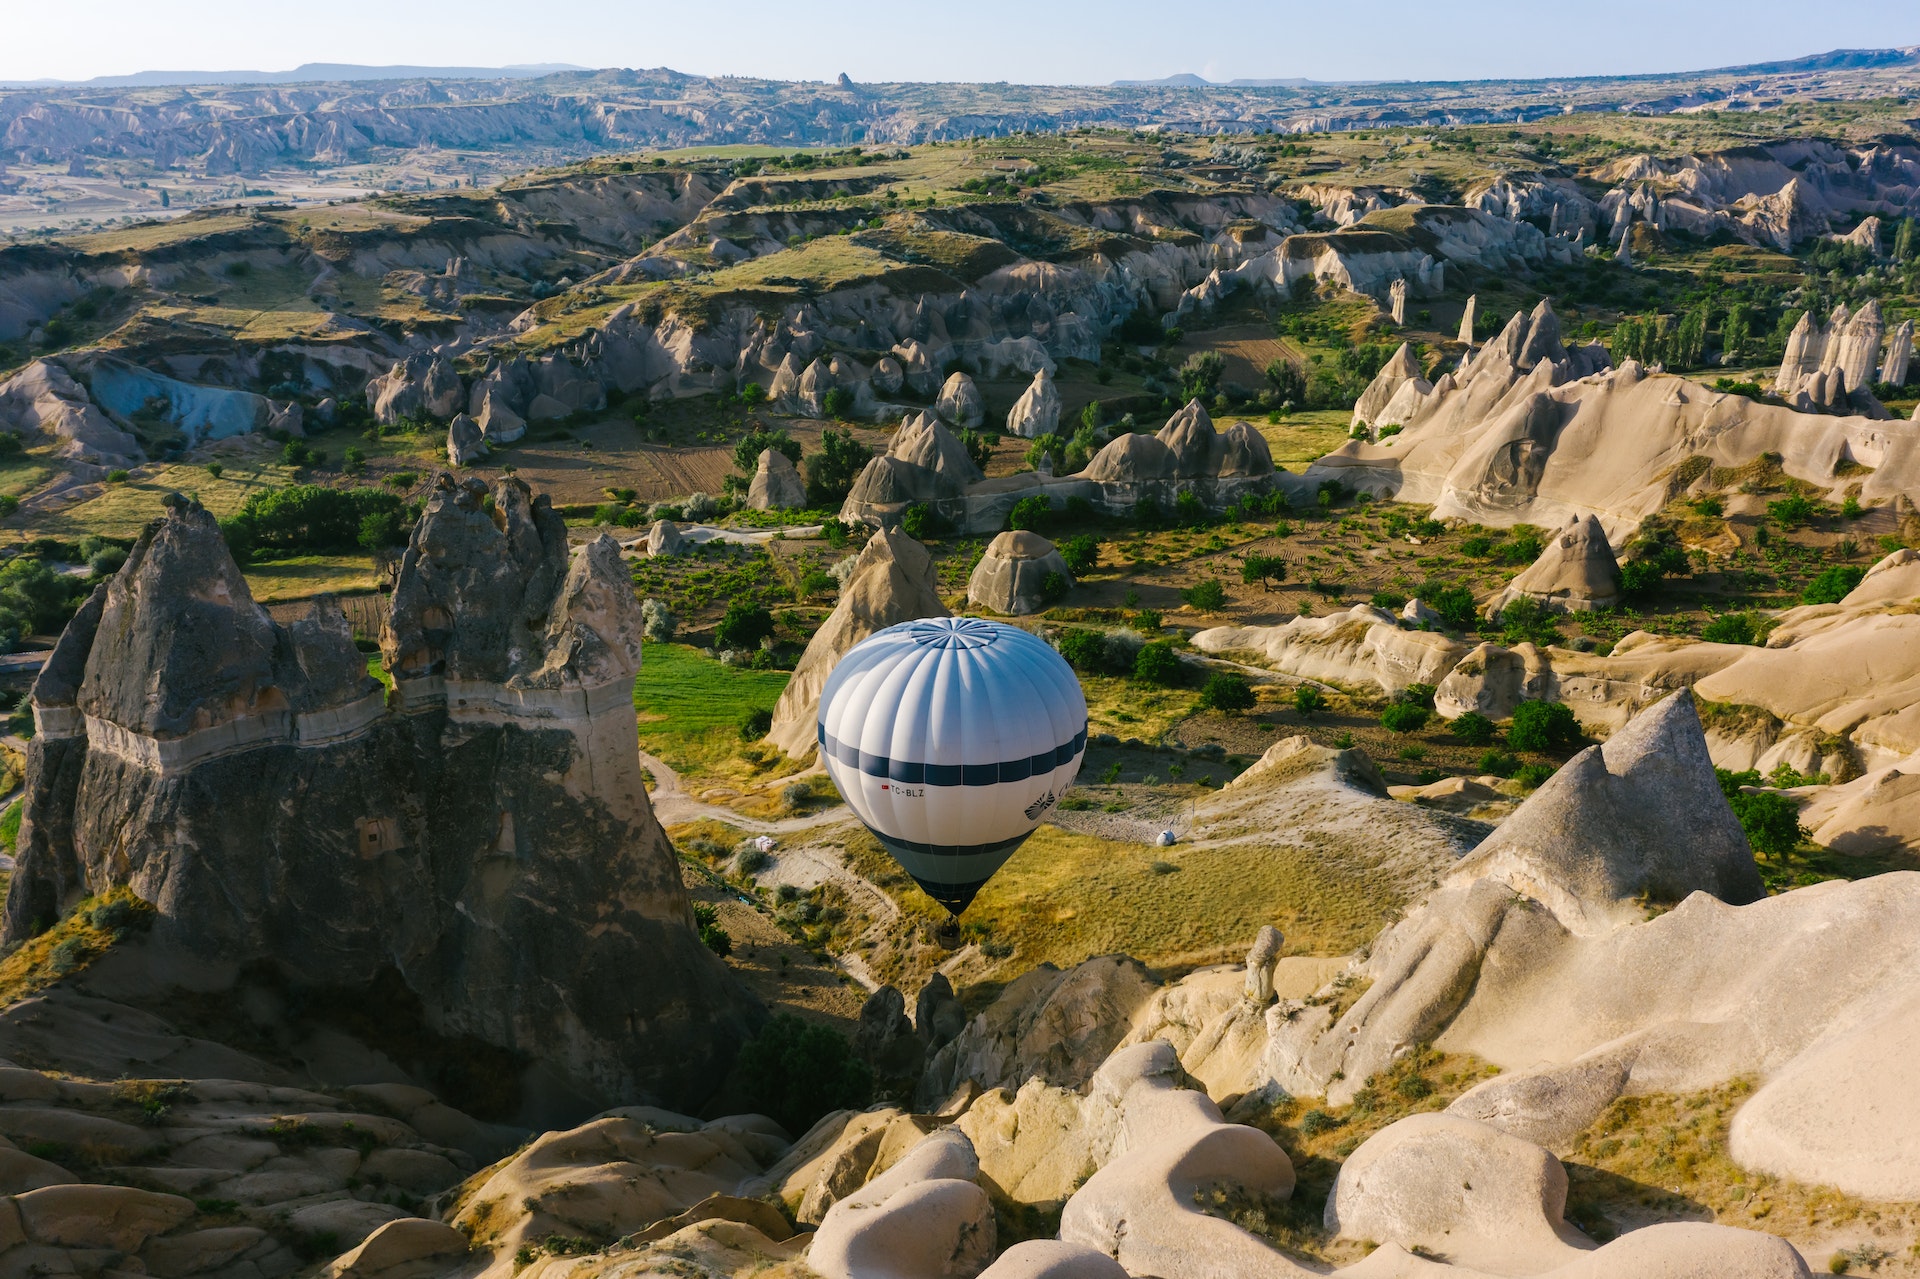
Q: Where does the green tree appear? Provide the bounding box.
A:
[1292,684,1326,717]
[1448,711,1496,746]
[901,503,936,540]
[1181,578,1228,612]
[804,427,872,507]
[1197,672,1256,713]
[1380,702,1430,733]
[1179,351,1225,403]
[1059,534,1099,576]
[732,1014,873,1137]
[1895,216,1916,263]
[1264,359,1306,405]
[821,386,855,419]
[714,602,775,652]
[733,425,801,478]
[1508,700,1581,752]
[1241,554,1287,591]
[1133,640,1184,686]
[1802,565,1866,605]
[1008,496,1055,532]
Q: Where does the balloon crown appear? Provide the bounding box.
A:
[898,616,1004,649]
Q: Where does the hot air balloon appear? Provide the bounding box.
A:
[817,616,1087,916]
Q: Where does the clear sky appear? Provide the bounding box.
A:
[2,0,1917,86]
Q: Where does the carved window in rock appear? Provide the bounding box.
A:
[356,816,403,858]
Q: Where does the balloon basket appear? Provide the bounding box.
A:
[933,918,964,950]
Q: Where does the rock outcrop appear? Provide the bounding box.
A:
[1447,690,1763,932]
[1005,369,1061,439]
[746,448,808,510]
[366,353,462,425]
[764,528,948,759]
[934,372,985,429]
[967,532,1071,615]
[646,519,686,557]
[1485,515,1623,615]
[4,479,756,1118]
[445,413,485,466]
[0,359,142,465]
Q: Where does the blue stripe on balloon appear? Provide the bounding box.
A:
[817,722,1087,787]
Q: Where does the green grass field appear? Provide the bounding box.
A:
[634,642,792,774]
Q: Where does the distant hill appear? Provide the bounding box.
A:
[0,62,586,88]
[1112,73,1325,88]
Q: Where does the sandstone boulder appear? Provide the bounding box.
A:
[319,1217,466,1279]
[647,519,686,557]
[871,356,906,397]
[1446,689,1762,932]
[935,373,985,429]
[15,1184,195,1251]
[1005,369,1061,439]
[764,528,948,758]
[1487,515,1623,615]
[975,1241,1127,1279]
[967,531,1071,615]
[808,1129,994,1279]
[525,392,571,423]
[746,448,808,511]
[445,413,485,466]
[367,353,462,425]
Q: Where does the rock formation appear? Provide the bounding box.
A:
[1005,368,1061,439]
[764,527,948,759]
[1387,276,1407,325]
[0,359,142,465]
[646,519,686,557]
[1775,300,1884,404]
[1350,342,1424,430]
[1485,515,1623,614]
[967,531,1072,615]
[746,448,807,510]
[1446,690,1763,932]
[1457,294,1478,345]
[1884,319,1914,387]
[445,413,485,465]
[4,479,756,1117]
[934,371,985,429]
[366,353,463,425]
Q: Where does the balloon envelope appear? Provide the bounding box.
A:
[817,617,1088,913]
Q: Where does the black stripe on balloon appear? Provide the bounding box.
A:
[816,724,1087,786]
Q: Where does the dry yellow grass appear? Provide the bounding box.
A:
[243,555,380,603]
[0,887,153,1006]
[964,821,1403,973]
[1251,411,1352,470]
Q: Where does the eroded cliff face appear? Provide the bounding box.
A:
[3,478,755,1120]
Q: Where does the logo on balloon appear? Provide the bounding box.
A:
[1025,790,1057,821]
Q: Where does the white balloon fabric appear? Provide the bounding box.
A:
[817,616,1088,914]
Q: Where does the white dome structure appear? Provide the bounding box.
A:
[816,617,1088,913]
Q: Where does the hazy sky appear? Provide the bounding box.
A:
[2,0,1918,86]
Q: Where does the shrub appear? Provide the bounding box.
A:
[691,903,732,956]
[1479,750,1521,778]
[1767,492,1820,529]
[1701,612,1764,645]
[1298,1109,1342,1137]
[1420,583,1478,630]
[1181,578,1228,612]
[732,1013,873,1137]
[1498,596,1560,647]
[1802,565,1865,605]
[1514,762,1556,790]
[205,461,224,479]
[805,427,872,507]
[1197,672,1256,713]
[1008,496,1054,532]
[740,381,768,405]
[342,447,365,475]
[821,386,856,419]
[1060,534,1099,576]
[1508,700,1581,752]
[1173,490,1209,529]
[684,492,718,521]
[1448,712,1496,746]
[1241,553,1287,590]
[1380,702,1430,734]
[1041,571,1070,602]
[640,598,675,643]
[1292,685,1326,717]
[901,502,937,540]
[740,708,773,741]
[714,602,774,652]
[105,469,130,484]
[1133,640,1183,686]
[1726,787,1805,859]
